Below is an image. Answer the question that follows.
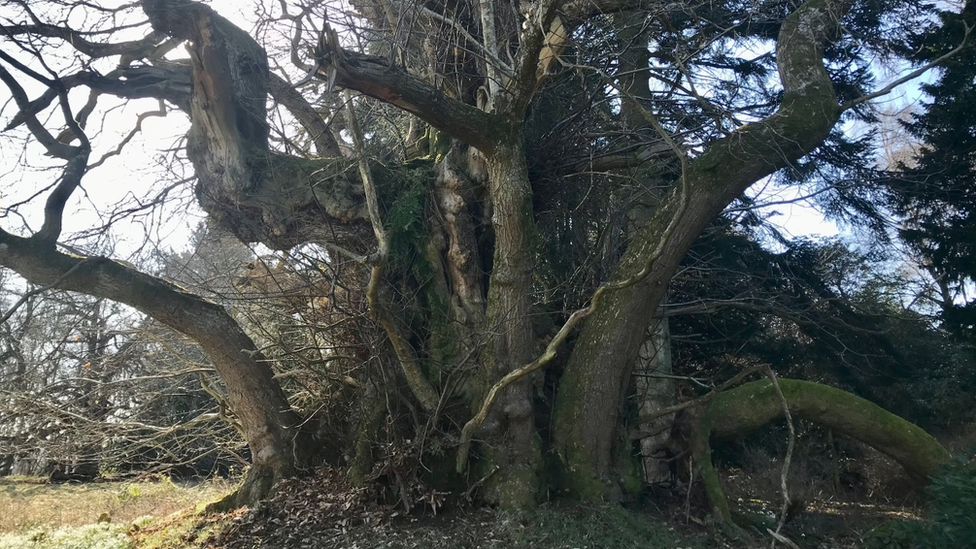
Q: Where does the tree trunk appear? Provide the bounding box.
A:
[475,135,543,507]
[695,378,951,521]
[554,0,853,499]
[614,15,676,486]
[634,313,675,484]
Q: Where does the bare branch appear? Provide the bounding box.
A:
[314,23,505,152]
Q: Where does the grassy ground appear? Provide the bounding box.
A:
[0,476,233,549]
[0,469,931,549]
[0,473,718,549]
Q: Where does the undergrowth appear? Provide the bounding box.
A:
[865,454,976,549]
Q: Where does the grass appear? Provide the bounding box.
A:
[0,476,232,533]
[0,523,131,549]
[0,476,233,549]
[499,504,697,548]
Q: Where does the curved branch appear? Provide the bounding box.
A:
[556,0,857,495]
[314,27,505,153]
[0,229,311,504]
[0,62,76,159]
[0,23,166,59]
[268,73,342,157]
[697,378,951,521]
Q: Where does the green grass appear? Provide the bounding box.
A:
[500,504,691,548]
[0,523,131,549]
[0,477,233,549]
[0,476,232,533]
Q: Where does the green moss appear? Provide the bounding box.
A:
[616,449,644,497]
[428,127,451,163]
[348,402,386,486]
[552,441,611,502]
[385,169,431,271]
[477,433,545,509]
[692,434,730,522]
[706,379,950,476]
[697,378,951,524]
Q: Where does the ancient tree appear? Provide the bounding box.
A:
[0,0,958,507]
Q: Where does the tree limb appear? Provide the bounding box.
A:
[314,25,505,153]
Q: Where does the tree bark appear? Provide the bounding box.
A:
[474,134,543,507]
[141,0,374,251]
[614,12,676,487]
[554,0,853,498]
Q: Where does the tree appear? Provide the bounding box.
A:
[879,2,976,338]
[0,0,960,509]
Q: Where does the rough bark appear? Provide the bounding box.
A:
[314,38,505,154]
[614,12,676,486]
[554,0,853,498]
[474,134,543,507]
[634,315,674,484]
[695,378,951,521]
[141,0,373,250]
[0,232,311,506]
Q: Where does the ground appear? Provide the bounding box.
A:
[0,466,931,549]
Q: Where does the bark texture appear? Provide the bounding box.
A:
[475,136,544,507]
[142,0,372,250]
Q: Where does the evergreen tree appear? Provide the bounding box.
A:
[883,1,976,336]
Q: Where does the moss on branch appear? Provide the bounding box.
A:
[695,378,951,522]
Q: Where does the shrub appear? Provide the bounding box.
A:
[865,454,976,549]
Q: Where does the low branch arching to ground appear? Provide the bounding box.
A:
[694,378,951,521]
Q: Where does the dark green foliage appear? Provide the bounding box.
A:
[876,2,976,337]
[668,222,976,431]
[865,455,976,549]
[384,166,432,272]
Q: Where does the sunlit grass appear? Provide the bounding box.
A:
[0,523,131,549]
[0,476,233,537]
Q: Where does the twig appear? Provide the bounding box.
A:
[763,366,796,548]
[342,89,439,413]
[842,23,971,112]
[419,7,513,79]
[0,259,88,324]
[767,528,801,549]
[464,465,499,501]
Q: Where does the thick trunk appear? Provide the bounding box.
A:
[615,15,676,486]
[142,0,373,251]
[696,378,951,520]
[0,234,310,505]
[634,313,674,484]
[475,136,542,507]
[554,0,851,498]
